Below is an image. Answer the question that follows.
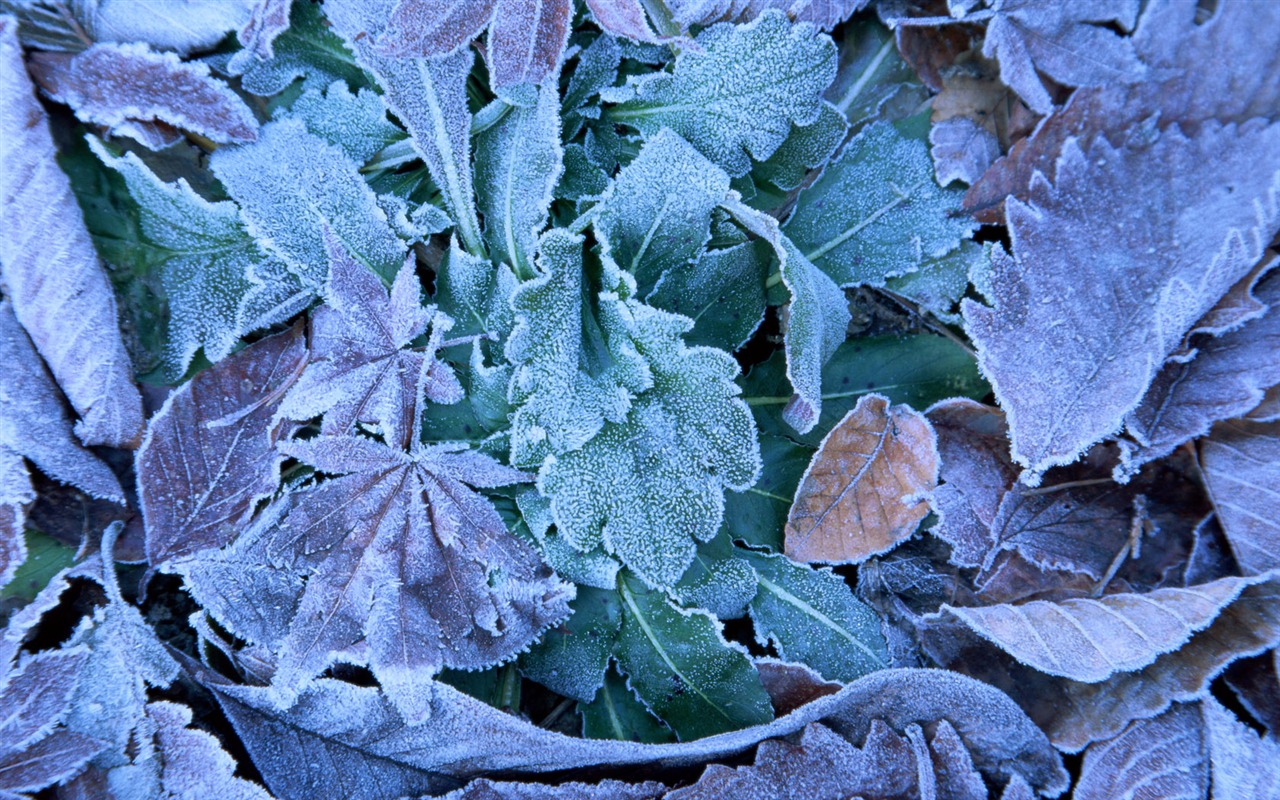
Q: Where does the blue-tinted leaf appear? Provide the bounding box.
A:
[522,586,620,702]
[648,240,770,351]
[282,80,404,164]
[753,102,848,191]
[672,530,759,620]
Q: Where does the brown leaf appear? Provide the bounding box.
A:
[0,18,143,448]
[236,0,293,63]
[377,0,497,58]
[137,323,306,567]
[1247,385,1280,422]
[753,658,842,716]
[584,0,660,43]
[786,394,939,564]
[1073,703,1208,800]
[1201,695,1280,799]
[28,42,258,149]
[1200,419,1280,576]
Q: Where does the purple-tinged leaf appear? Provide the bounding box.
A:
[0,727,104,794]
[137,323,306,567]
[233,0,293,65]
[1201,696,1280,800]
[0,17,143,449]
[0,650,88,750]
[488,0,573,89]
[28,42,257,150]
[1200,419,1280,576]
[1119,272,1280,478]
[1073,703,1207,800]
[277,233,457,448]
[963,123,1280,483]
[665,0,869,31]
[1248,385,1280,422]
[435,778,666,799]
[929,719,987,800]
[377,0,497,58]
[137,701,272,800]
[930,116,1000,187]
[935,573,1274,683]
[265,434,568,722]
[584,0,660,43]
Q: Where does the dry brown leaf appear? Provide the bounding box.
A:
[1200,419,1280,576]
[785,393,939,564]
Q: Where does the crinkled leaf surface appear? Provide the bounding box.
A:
[963,123,1280,482]
[283,81,404,164]
[784,119,976,288]
[520,586,619,703]
[29,42,257,149]
[225,0,365,96]
[265,434,571,722]
[232,0,293,67]
[123,701,272,800]
[1200,419,1280,576]
[437,777,666,799]
[606,11,836,177]
[786,394,939,564]
[752,101,847,192]
[137,323,306,566]
[0,18,142,448]
[1072,703,1207,800]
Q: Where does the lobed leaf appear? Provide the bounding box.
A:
[521,585,620,703]
[225,0,365,96]
[283,81,404,164]
[579,665,674,744]
[665,0,868,32]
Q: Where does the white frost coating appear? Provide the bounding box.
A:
[475,77,564,277]
[755,101,848,191]
[0,18,143,448]
[88,0,255,55]
[783,120,976,288]
[1200,419,1280,576]
[282,81,403,164]
[666,0,867,31]
[1072,703,1207,800]
[607,11,836,177]
[1201,695,1280,799]
[592,128,732,295]
[964,123,1280,483]
[649,239,770,352]
[210,119,406,286]
[139,701,273,800]
[90,138,308,376]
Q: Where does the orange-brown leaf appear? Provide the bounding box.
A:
[785,394,938,564]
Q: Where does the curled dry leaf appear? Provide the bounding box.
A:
[1200,419,1280,576]
[786,393,939,564]
[1072,703,1207,800]
[28,42,258,150]
[233,0,293,66]
[0,17,143,448]
[137,323,306,567]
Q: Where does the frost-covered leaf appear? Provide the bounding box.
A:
[1201,695,1280,800]
[665,0,867,31]
[124,701,272,800]
[277,233,455,449]
[786,394,939,564]
[1119,273,1280,478]
[210,119,406,286]
[89,138,308,376]
[614,573,773,740]
[282,81,403,164]
[584,0,660,43]
[606,11,836,177]
[325,0,485,255]
[0,676,104,800]
[538,277,760,588]
[265,434,570,721]
[506,230,650,468]
[752,102,847,191]
[137,324,306,566]
[592,129,732,295]
[671,530,758,621]
[963,123,1280,483]
[722,433,809,551]
[784,119,977,288]
[232,0,293,67]
[648,240,770,351]
[434,237,518,341]
[436,777,666,799]
[0,18,142,448]
[825,19,925,129]
[30,43,257,149]
[375,0,494,58]
[930,116,1000,187]
[1072,703,1207,800]
[85,0,255,55]
[579,665,674,743]
[742,549,887,682]
[721,197,848,435]
[225,0,365,96]
[1200,419,1280,576]
[980,0,1145,115]
[521,586,619,702]
[937,574,1274,683]
[475,79,563,276]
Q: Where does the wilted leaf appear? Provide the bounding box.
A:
[1072,703,1207,800]
[741,549,887,682]
[786,394,939,564]
[784,119,977,288]
[0,18,143,448]
[1201,695,1280,800]
[963,123,1280,482]
[606,11,836,177]
[29,42,257,150]
[137,324,306,566]
[1200,419,1280,576]
[665,0,868,31]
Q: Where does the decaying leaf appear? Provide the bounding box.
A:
[963,123,1280,482]
[786,393,939,564]
[137,323,306,566]
[233,0,293,67]
[437,778,666,799]
[1200,419,1280,576]
[1072,703,1207,800]
[28,42,258,149]
[0,17,143,448]
[1201,695,1280,799]
[930,116,1000,187]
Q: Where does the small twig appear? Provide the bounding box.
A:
[539,697,574,729]
[1021,477,1114,496]
[876,287,977,357]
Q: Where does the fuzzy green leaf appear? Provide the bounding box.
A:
[522,586,621,703]
[648,240,770,351]
[283,81,404,164]
[671,529,759,621]
[224,0,365,96]
[753,101,848,191]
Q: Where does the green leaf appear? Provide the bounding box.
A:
[579,665,674,743]
[0,530,75,608]
[540,296,760,588]
[742,333,989,447]
[648,239,770,352]
[722,432,810,550]
[784,119,977,288]
[88,138,308,377]
[226,0,367,97]
[591,129,732,296]
[672,529,759,620]
[557,143,611,201]
[614,574,773,740]
[740,549,888,682]
[825,19,927,129]
[606,10,836,177]
[522,586,620,702]
[281,80,404,164]
[753,101,848,191]
[476,82,563,278]
[210,119,406,285]
[885,240,990,324]
[515,489,622,590]
[435,237,518,343]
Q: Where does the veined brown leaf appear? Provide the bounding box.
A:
[0,17,143,448]
[1200,419,1280,576]
[1073,703,1207,800]
[785,393,939,564]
